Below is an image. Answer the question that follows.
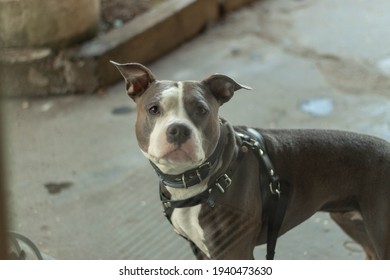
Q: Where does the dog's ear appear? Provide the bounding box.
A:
[202,74,251,105]
[110,61,156,101]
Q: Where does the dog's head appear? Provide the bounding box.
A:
[112,62,251,175]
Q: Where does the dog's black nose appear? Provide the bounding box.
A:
[166,123,192,145]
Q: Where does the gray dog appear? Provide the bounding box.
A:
[113,61,390,260]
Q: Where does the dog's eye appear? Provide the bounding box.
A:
[148,105,160,115]
[196,106,208,116]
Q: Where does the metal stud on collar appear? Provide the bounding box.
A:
[259,148,264,155]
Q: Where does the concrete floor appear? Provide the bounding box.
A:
[3,0,390,259]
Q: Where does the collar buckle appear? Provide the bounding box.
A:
[181,161,211,188]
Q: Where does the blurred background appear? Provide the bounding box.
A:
[1,0,390,259]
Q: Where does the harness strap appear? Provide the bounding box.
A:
[160,147,244,220]
[160,185,209,221]
[244,128,290,260]
[264,183,290,260]
[207,150,245,208]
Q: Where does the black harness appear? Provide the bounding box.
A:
[240,128,290,260]
[152,126,290,260]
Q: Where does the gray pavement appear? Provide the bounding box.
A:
[3,0,390,259]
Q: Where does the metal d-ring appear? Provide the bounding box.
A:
[269,181,281,198]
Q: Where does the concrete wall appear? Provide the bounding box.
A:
[0,0,257,96]
[0,0,100,48]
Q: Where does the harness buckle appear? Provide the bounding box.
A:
[215,174,232,193]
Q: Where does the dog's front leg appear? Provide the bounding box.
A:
[199,207,260,260]
[190,241,210,260]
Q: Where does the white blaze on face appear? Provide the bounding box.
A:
[147,82,205,174]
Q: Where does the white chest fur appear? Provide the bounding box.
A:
[170,204,210,258]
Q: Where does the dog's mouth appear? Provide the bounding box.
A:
[147,147,204,174]
[160,148,194,163]
[145,138,205,174]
